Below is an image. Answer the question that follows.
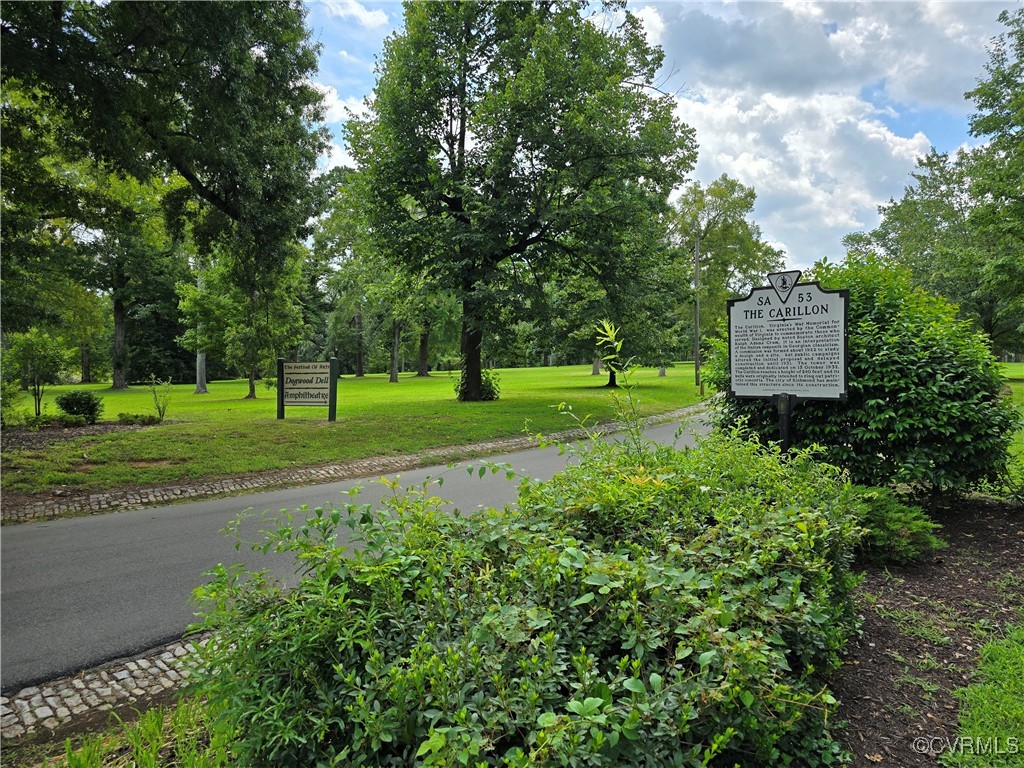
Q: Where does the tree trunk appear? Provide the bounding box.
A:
[194,352,208,394]
[112,296,127,389]
[81,344,92,383]
[592,356,603,376]
[459,301,484,401]
[543,351,551,367]
[390,321,401,383]
[193,265,209,394]
[604,368,618,388]
[417,324,431,376]
[245,368,257,399]
[354,312,365,377]
[658,366,667,377]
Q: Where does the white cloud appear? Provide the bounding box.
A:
[311,82,368,124]
[676,86,932,267]
[323,0,388,30]
[323,141,355,172]
[640,0,1014,270]
[634,5,666,46]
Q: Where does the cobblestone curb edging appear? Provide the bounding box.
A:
[1,634,210,741]
[3,406,706,525]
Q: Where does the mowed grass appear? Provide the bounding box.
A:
[2,365,703,495]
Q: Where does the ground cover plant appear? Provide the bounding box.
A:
[0,365,700,499]
[184,415,863,767]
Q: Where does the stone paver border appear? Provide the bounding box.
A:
[1,634,209,741]
[3,406,705,525]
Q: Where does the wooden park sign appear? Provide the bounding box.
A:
[276,358,339,422]
[727,271,848,448]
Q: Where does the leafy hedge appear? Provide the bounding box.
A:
[193,428,862,767]
[704,255,1021,493]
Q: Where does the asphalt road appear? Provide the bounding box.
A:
[1,417,706,693]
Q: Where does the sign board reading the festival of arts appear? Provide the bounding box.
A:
[727,271,849,401]
[277,358,339,421]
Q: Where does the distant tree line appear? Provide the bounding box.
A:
[2,2,1019,404]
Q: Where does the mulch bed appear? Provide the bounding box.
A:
[1,422,156,452]
[832,496,1024,767]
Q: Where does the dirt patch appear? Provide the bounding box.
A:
[832,496,1024,767]
[129,459,175,468]
[1,423,157,452]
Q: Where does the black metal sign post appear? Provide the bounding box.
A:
[728,271,849,451]
[775,393,796,452]
[277,358,339,422]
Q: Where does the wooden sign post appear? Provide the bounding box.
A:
[277,358,339,422]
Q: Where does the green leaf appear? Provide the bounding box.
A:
[416,730,446,757]
[570,592,595,607]
[623,678,646,694]
[698,650,717,667]
[537,712,558,728]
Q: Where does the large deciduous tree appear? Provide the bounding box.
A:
[669,175,784,369]
[1,0,329,289]
[347,0,696,400]
[860,149,1023,353]
[966,8,1024,245]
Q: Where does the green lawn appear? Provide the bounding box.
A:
[2,365,703,495]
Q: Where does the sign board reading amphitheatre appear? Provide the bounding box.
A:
[277,358,339,421]
[727,271,849,401]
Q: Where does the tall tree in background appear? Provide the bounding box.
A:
[178,245,306,398]
[347,0,696,400]
[0,83,101,333]
[847,10,1024,355]
[669,175,784,361]
[965,7,1024,351]
[966,8,1024,247]
[860,150,1023,352]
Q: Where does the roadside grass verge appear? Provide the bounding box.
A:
[941,619,1024,767]
[1,366,702,496]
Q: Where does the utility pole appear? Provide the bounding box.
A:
[693,235,702,389]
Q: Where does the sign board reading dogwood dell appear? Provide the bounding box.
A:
[727,271,849,401]
[277,358,339,421]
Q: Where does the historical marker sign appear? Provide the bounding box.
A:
[727,273,849,401]
[277,358,339,421]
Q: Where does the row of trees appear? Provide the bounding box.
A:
[3,2,1020,404]
[2,0,781,401]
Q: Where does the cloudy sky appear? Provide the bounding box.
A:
[305,0,1016,270]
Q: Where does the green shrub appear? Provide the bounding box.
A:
[55,390,105,424]
[192,427,861,767]
[850,486,947,565]
[22,413,88,429]
[117,412,162,426]
[0,379,25,426]
[705,255,1021,493]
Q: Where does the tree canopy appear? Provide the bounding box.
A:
[346,0,697,399]
[1,0,329,287]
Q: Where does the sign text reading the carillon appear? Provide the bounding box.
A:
[727,272,849,401]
